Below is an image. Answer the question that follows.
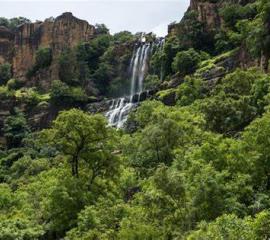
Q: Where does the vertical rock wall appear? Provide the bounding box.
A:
[0,12,95,88]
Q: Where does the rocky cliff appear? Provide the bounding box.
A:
[169,0,255,35]
[0,12,95,89]
[0,26,14,64]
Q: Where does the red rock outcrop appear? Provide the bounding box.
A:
[0,26,14,64]
[189,0,222,31]
[169,0,255,36]
[0,12,95,89]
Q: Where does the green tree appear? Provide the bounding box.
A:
[176,76,204,106]
[0,217,44,240]
[187,214,254,240]
[3,108,30,149]
[58,48,79,86]
[243,111,270,190]
[113,31,134,43]
[35,47,52,69]
[46,109,119,180]
[95,23,109,35]
[27,48,52,78]
[172,48,201,75]
[50,80,88,105]
[0,17,9,28]
[0,63,12,85]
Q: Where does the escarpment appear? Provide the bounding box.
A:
[0,12,95,89]
[169,0,255,35]
[0,26,14,64]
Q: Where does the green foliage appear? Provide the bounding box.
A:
[243,110,270,190]
[95,23,109,35]
[113,31,135,43]
[0,183,15,211]
[143,74,161,90]
[198,69,270,134]
[58,48,80,86]
[187,210,270,240]
[50,80,88,104]
[173,10,214,52]
[35,47,52,69]
[176,76,204,106]
[172,48,201,75]
[15,88,50,106]
[220,3,257,30]
[187,214,254,240]
[0,17,9,28]
[0,63,12,85]
[3,108,30,149]
[46,109,120,178]
[0,16,31,30]
[6,79,24,90]
[214,30,238,53]
[0,217,44,240]
[3,3,270,239]
[66,199,127,239]
[123,101,205,175]
[200,93,254,135]
[27,48,52,78]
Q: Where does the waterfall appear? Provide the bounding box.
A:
[106,42,152,128]
[106,38,164,128]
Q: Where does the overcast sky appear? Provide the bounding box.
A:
[0,0,190,36]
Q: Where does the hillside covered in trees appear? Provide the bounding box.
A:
[1,0,270,239]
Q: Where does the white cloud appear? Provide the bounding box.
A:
[151,22,170,37]
[0,0,189,34]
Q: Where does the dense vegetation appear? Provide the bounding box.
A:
[1,0,270,239]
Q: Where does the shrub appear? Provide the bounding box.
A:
[172,48,201,75]
[35,47,52,69]
[0,86,14,99]
[0,63,12,85]
[6,79,24,90]
[58,49,79,86]
[27,48,52,78]
[144,75,161,90]
[3,108,30,149]
[50,80,88,104]
[176,76,204,106]
[15,88,50,106]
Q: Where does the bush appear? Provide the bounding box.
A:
[95,23,109,35]
[172,48,201,75]
[220,3,257,30]
[15,88,50,106]
[0,63,12,85]
[6,79,24,90]
[113,31,134,43]
[58,49,79,86]
[50,80,88,104]
[27,48,52,78]
[176,76,204,106]
[35,47,52,69]
[0,17,31,30]
[3,108,30,149]
[0,86,14,99]
[144,75,161,90]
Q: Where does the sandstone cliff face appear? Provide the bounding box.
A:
[0,26,14,64]
[169,0,255,35]
[0,12,95,89]
[189,0,222,31]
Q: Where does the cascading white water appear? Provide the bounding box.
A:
[130,46,142,99]
[138,44,150,93]
[106,38,164,128]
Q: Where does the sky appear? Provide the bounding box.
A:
[0,0,190,36]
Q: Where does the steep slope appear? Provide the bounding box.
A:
[0,12,95,89]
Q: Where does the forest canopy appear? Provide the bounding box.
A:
[1,0,270,239]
